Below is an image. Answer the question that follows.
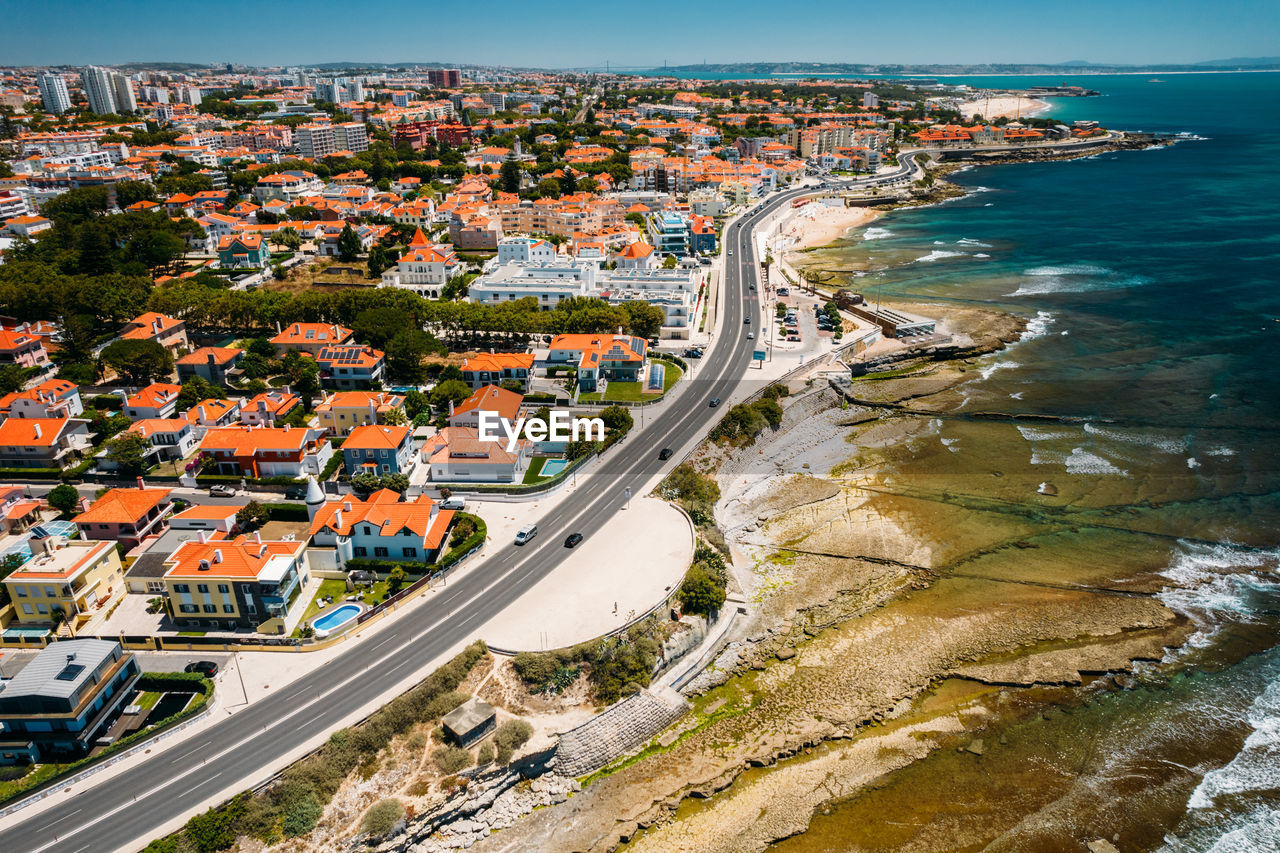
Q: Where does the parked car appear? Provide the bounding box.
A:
[208,484,235,497]
[282,487,306,500]
[184,660,219,678]
[658,448,673,460]
[564,532,584,548]
[515,524,537,545]
[440,496,466,511]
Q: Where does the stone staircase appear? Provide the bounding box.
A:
[553,686,689,777]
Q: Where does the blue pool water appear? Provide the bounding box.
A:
[540,459,568,477]
[312,603,362,633]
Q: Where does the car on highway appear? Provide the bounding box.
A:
[744,315,751,324]
[184,660,219,678]
[749,283,756,291]
[208,484,235,497]
[515,524,537,545]
[709,398,721,408]
[564,532,584,548]
[747,332,755,340]
[727,249,733,256]
[658,448,673,460]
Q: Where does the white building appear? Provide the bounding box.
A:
[496,236,556,265]
[468,260,595,309]
[37,73,72,115]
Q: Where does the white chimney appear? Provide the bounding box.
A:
[212,548,223,563]
[199,530,209,544]
[343,500,352,512]
[253,531,261,545]
[32,423,41,439]
[333,509,343,529]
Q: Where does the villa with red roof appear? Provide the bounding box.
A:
[315,391,404,435]
[176,347,244,385]
[161,536,310,631]
[309,490,455,566]
[341,424,416,475]
[0,417,91,469]
[617,241,657,270]
[119,313,189,355]
[217,233,270,269]
[448,385,524,430]
[0,379,82,419]
[378,228,461,297]
[270,323,353,356]
[199,425,332,478]
[124,383,181,420]
[547,333,648,392]
[73,487,173,550]
[460,353,534,390]
[424,426,530,483]
[239,391,300,426]
[315,345,385,390]
[0,327,52,369]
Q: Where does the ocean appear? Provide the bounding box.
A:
[775,72,1280,851]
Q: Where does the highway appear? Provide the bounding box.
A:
[0,175,841,853]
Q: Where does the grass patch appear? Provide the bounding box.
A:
[291,579,350,632]
[521,457,553,485]
[579,360,682,403]
[135,691,162,710]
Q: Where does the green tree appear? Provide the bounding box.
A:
[387,566,409,594]
[620,301,665,340]
[499,158,521,193]
[430,379,471,411]
[679,563,726,617]
[536,178,561,199]
[662,254,679,269]
[366,243,391,278]
[336,224,363,262]
[558,171,577,196]
[236,500,270,530]
[46,483,82,516]
[0,364,26,394]
[105,431,151,476]
[100,339,173,386]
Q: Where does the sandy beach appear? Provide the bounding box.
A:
[776,202,879,252]
[957,94,1051,120]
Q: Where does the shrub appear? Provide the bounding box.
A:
[494,720,533,756]
[432,745,472,774]
[477,741,496,765]
[679,563,726,617]
[361,798,404,836]
[281,793,322,837]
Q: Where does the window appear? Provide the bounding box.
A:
[218,584,230,594]
[174,583,190,593]
[197,584,209,594]
[402,547,417,558]
[15,586,25,598]
[246,603,256,614]
[223,604,235,613]
[353,547,367,557]
[43,586,55,598]
[374,547,389,558]
[21,603,32,615]
[179,604,198,613]
[203,604,216,613]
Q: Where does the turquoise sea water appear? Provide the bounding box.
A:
[785,72,1280,850]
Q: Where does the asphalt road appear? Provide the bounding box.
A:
[1,178,849,853]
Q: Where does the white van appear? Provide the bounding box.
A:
[515,524,537,545]
[440,496,466,511]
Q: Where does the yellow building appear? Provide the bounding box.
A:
[314,391,405,436]
[3,539,124,632]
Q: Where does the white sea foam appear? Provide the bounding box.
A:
[1207,446,1237,457]
[1009,391,1024,400]
[956,238,993,248]
[983,202,994,207]
[1188,457,1201,469]
[1016,425,1075,442]
[1020,310,1055,342]
[1064,447,1127,475]
[1158,542,1280,652]
[974,253,991,258]
[1009,263,1152,297]
[933,240,946,245]
[1188,678,1280,811]
[979,359,1018,380]
[862,227,892,240]
[1083,422,1187,454]
[914,249,966,264]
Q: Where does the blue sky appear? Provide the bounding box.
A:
[2,0,1275,68]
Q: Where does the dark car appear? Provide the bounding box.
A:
[564,532,584,548]
[744,315,752,324]
[709,398,721,408]
[184,660,219,678]
[283,487,306,500]
[658,448,673,460]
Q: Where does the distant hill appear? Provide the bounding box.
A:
[1195,56,1280,67]
[635,60,1280,76]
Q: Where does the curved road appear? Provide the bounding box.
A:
[1,174,845,853]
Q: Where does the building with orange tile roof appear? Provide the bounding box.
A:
[199,424,332,479]
[123,382,181,420]
[424,426,530,483]
[239,391,301,426]
[315,345,386,390]
[3,539,125,630]
[0,417,91,469]
[342,424,416,475]
[270,322,353,356]
[460,353,534,390]
[0,378,82,419]
[2,214,52,239]
[0,327,52,370]
[315,391,405,435]
[547,333,648,392]
[176,347,244,385]
[187,398,241,429]
[73,486,173,550]
[448,385,523,430]
[162,536,309,631]
[309,490,454,566]
[118,312,189,354]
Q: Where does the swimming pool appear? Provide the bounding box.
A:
[311,603,364,638]
[540,458,568,477]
